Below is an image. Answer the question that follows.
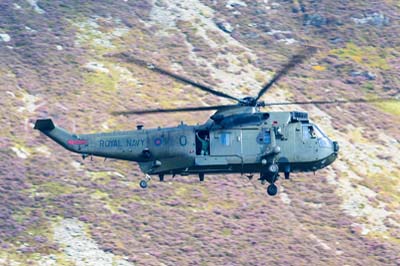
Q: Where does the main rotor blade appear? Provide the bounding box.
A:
[255,47,317,101]
[263,97,399,106]
[112,104,237,115]
[114,52,241,103]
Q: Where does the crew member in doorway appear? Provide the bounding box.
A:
[196,132,209,155]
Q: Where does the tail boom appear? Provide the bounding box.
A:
[34,119,83,153]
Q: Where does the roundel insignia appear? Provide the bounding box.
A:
[154,138,162,146]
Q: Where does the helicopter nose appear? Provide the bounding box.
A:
[333,141,339,153]
[321,140,339,168]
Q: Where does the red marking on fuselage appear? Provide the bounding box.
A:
[68,139,88,145]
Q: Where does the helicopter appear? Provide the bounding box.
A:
[34,49,396,196]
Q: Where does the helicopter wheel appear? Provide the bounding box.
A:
[139,180,148,189]
[159,174,164,182]
[267,184,278,196]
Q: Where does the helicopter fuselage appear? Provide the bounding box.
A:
[34,109,339,180]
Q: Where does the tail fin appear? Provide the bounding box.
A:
[34,119,55,131]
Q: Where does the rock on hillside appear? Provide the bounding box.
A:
[0,0,399,265]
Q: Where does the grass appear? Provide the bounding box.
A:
[84,71,117,92]
[348,127,369,144]
[359,170,400,209]
[374,101,400,117]
[330,43,391,70]
[37,181,76,196]
[362,82,375,92]
[0,249,75,266]
[91,189,122,214]
[87,171,112,184]
[5,211,71,264]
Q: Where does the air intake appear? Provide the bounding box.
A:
[290,111,309,122]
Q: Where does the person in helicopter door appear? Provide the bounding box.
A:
[196,132,209,155]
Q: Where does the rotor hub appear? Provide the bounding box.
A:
[240,97,265,107]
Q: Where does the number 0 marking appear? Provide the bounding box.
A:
[179,135,187,146]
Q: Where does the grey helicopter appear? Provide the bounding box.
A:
[35,49,396,196]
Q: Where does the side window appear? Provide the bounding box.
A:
[263,131,271,144]
[257,128,271,144]
[220,132,231,146]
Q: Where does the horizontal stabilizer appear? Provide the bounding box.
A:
[34,119,55,131]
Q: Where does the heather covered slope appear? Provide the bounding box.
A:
[0,0,400,265]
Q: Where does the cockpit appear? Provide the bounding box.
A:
[303,124,332,148]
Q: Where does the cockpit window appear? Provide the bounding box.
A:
[303,125,315,139]
[303,125,326,139]
[313,125,326,139]
[314,125,331,147]
[303,124,332,147]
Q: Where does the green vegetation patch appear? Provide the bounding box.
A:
[84,70,117,92]
[331,43,390,70]
[90,189,122,214]
[374,101,400,117]
[35,181,76,197]
[0,250,74,266]
[359,170,400,208]
[87,170,112,184]
[348,127,369,144]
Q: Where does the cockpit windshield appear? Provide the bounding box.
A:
[313,125,327,138]
[314,125,331,147]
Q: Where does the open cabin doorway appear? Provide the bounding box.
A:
[195,130,210,155]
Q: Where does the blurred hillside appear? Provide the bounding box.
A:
[0,0,400,265]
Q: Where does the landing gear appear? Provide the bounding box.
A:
[284,172,290,180]
[139,180,148,189]
[260,163,280,196]
[268,163,279,174]
[199,173,205,182]
[139,174,151,189]
[139,173,166,188]
[283,164,291,180]
[267,184,278,196]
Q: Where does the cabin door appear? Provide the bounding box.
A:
[241,129,260,162]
